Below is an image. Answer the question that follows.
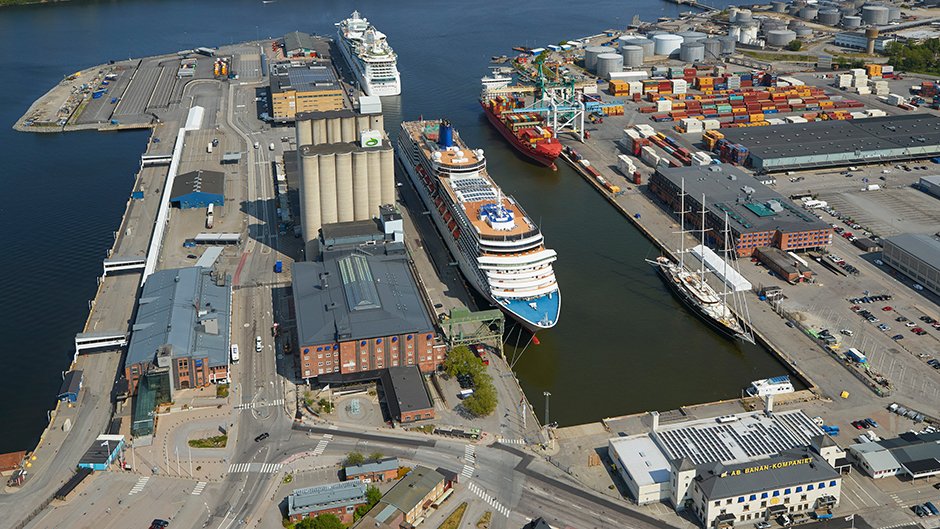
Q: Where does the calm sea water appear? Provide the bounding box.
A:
[0,0,771,453]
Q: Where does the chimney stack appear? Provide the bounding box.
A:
[651,410,660,432]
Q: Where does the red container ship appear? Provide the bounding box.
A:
[480,95,562,169]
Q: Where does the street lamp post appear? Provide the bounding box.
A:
[543,392,551,426]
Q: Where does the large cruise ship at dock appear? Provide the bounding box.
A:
[397,119,560,331]
[335,11,401,96]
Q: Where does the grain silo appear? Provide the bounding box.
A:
[596,53,624,78]
[767,29,797,46]
[653,34,683,56]
[584,46,607,71]
[296,109,394,257]
[680,42,705,62]
[843,15,862,26]
[719,35,737,54]
[817,9,841,25]
[702,38,722,58]
[861,5,889,24]
[621,45,645,67]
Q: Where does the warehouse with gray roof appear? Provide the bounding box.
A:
[848,430,940,479]
[717,114,940,172]
[882,233,940,296]
[650,164,832,257]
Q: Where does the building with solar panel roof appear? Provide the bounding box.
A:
[608,406,844,527]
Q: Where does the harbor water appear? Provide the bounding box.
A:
[1,0,774,454]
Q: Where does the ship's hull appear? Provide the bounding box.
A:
[336,32,401,96]
[396,149,559,332]
[480,101,560,169]
[654,263,743,342]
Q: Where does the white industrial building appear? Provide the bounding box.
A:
[833,32,896,52]
[295,109,395,258]
[848,431,940,479]
[882,233,940,296]
[608,406,846,527]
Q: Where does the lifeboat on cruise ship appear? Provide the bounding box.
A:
[428,183,436,192]
[443,212,452,223]
[416,164,426,176]
[448,220,457,231]
[434,197,443,207]
[452,228,460,240]
[438,204,447,214]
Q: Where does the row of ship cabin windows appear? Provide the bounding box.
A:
[716,481,838,506]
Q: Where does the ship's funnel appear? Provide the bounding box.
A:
[439,119,454,148]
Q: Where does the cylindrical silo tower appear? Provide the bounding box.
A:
[335,151,354,222]
[299,148,321,257]
[380,149,395,207]
[621,45,644,67]
[351,151,369,220]
[596,53,623,78]
[318,154,338,226]
[366,151,382,217]
[341,116,355,143]
[680,42,705,62]
[326,117,342,144]
[584,46,607,71]
[297,118,313,147]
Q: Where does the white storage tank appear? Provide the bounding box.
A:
[861,5,889,24]
[653,34,683,56]
[621,45,645,67]
[799,6,819,19]
[843,15,862,26]
[631,38,655,57]
[739,27,759,44]
[618,35,642,47]
[719,35,737,54]
[678,31,707,43]
[817,9,841,25]
[596,53,624,79]
[679,42,705,62]
[729,27,741,40]
[772,1,787,12]
[736,8,753,21]
[767,29,797,46]
[702,38,722,58]
[584,46,608,71]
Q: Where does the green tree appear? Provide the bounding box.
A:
[368,451,384,461]
[354,486,384,521]
[345,452,365,465]
[463,375,498,417]
[444,345,484,377]
[786,40,802,52]
[295,513,344,529]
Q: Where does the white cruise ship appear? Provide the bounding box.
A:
[397,119,560,331]
[335,11,401,96]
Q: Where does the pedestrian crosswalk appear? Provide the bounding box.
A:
[191,481,207,495]
[499,438,525,445]
[227,462,282,474]
[461,445,475,479]
[128,476,149,495]
[312,433,333,456]
[235,399,285,410]
[467,481,512,518]
[890,493,906,507]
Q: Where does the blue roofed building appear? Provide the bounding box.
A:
[170,169,224,209]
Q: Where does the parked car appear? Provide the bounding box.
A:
[866,418,879,428]
[786,321,796,328]
[882,306,892,311]
[897,316,908,322]
[852,421,863,429]
[892,334,904,340]
[150,520,170,529]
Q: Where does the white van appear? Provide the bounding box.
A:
[231,344,239,363]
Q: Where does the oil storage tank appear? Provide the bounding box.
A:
[787,5,802,15]
[861,5,889,24]
[843,15,862,26]
[735,8,753,22]
[653,34,683,56]
[772,1,787,12]
[621,45,644,67]
[678,31,707,43]
[632,38,655,57]
[679,42,705,62]
[788,19,805,29]
[702,38,722,58]
[799,6,819,19]
[596,53,623,78]
[719,35,737,54]
[795,26,813,36]
[817,9,841,25]
[767,29,797,46]
[584,46,607,71]
[888,6,901,20]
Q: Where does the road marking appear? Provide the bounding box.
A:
[227,462,281,473]
[498,438,525,445]
[235,399,284,410]
[228,463,250,473]
[191,481,207,495]
[467,481,512,518]
[462,445,475,479]
[312,434,332,456]
[128,476,150,495]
